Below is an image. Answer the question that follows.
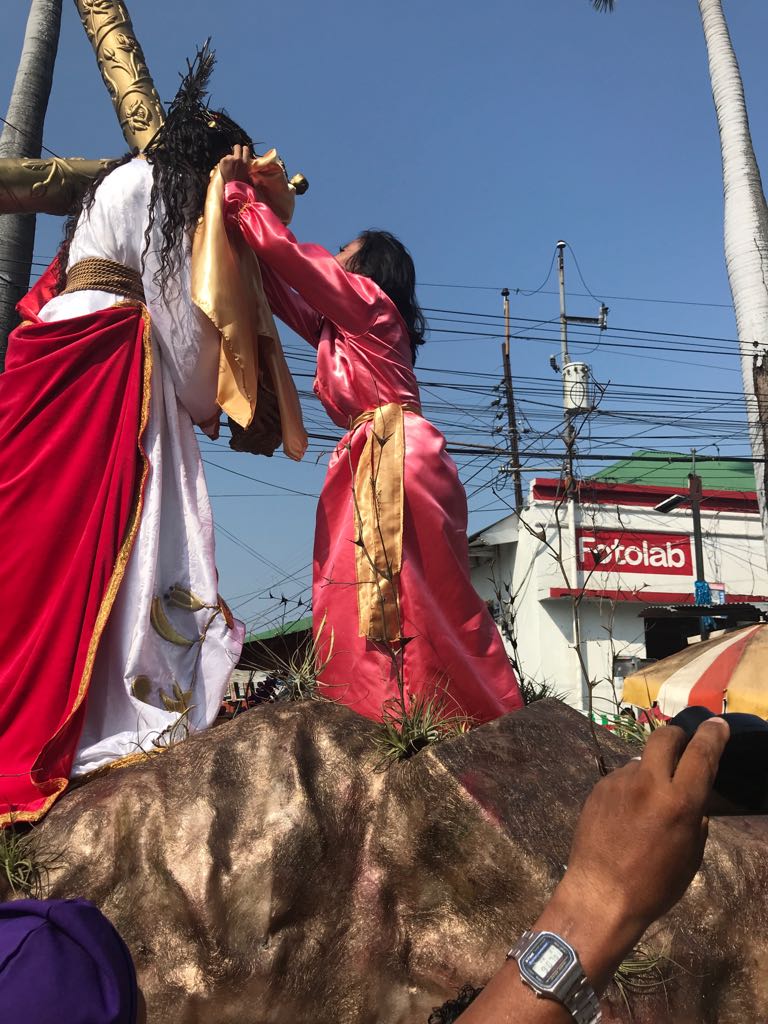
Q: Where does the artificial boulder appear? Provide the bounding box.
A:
[4,699,767,1024]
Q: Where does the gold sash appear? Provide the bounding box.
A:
[352,403,420,641]
[191,157,307,459]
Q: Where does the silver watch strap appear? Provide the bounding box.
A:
[508,930,601,1024]
[565,974,602,1024]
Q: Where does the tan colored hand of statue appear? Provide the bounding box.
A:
[218,145,251,184]
[219,145,295,225]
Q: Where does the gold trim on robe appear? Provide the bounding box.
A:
[352,403,420,642]
[191,156,307,460]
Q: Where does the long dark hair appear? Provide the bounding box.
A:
[58,44,252,295]
[345,229,426,363]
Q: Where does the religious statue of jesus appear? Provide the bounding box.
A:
[0,47,305,824]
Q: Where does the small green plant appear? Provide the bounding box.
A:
[612,944,682,1018]
[612,712,653,747]
[278,622,334,701]
[520,676,568,706]
[242,614,335,704]
[151,704,194,750]
[373,691,470,765]
[0,825,48,898]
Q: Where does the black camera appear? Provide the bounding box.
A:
[671,706,768,814]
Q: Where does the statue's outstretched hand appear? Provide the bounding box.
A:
[219,145,252,184]
[219,146,294,224]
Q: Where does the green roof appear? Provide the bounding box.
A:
[244,615,312,644]
[590,450,756,492]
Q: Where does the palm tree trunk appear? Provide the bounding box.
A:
[698,0,768,560]
[0,0,62,371]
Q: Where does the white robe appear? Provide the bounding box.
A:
[40,158,244,774]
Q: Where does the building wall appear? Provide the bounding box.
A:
[470,480,768,715]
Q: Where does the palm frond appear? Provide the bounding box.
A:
[592,0,615,11]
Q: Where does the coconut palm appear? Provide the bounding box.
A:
[0,0,63,371]
[696,0,768,551]
[593,0,768,559]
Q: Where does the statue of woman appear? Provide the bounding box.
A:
[219,146,523,726]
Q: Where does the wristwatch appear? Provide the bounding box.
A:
[507,930,601,1023]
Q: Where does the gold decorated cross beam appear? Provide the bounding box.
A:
[0,1,160,214]
[0,1,305,216]
[0,157,119,215]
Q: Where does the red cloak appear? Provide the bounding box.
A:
[0,264,151,823]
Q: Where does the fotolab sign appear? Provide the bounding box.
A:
[577,529,693,576]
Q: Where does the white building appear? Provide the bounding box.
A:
[469,454,768,717]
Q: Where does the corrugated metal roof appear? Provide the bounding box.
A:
[590,449,756,492]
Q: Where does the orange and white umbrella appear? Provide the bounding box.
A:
[622,624,768,719]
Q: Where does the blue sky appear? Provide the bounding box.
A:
[3,0,768,633]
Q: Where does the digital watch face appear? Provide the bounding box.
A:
[521,933,575,991]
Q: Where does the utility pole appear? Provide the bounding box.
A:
[689,451,712,642]
[500,288,524,512]
[688,471,710,642]
[556,243,583,705]
[554,241,608,712]
[556,240,609,492]
[556,242,576,491]
[557,241,571,369]
[654,453,711,642]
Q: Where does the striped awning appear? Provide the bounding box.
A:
[622,624,768,719]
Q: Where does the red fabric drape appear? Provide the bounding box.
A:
[0,301,151,824]
[16,257,61,323]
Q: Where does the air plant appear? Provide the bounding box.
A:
[373,689,471,765]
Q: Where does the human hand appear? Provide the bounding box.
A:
[559,718,730,943]
[454,719,730,1022]
[283,435,308,462]
[218,144,252,184]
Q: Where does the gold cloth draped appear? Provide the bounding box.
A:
[352,403,420,642]
[191,155,307,459]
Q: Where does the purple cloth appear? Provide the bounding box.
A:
[0,898,137,1023]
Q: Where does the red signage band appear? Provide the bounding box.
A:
[577,529,693,576]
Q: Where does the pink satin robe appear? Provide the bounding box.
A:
[225,182,522,724]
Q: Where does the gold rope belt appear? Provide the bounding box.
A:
[62,257,145,303]
[350,402,421,641]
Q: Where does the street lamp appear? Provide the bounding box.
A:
[654,473,710,641]
[654,493,686,515]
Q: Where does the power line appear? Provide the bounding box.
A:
[0,112,61,159]
[565,241,604,305]
[418,282,732,310]
[423,306,746,348]
[202,459,318,497]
